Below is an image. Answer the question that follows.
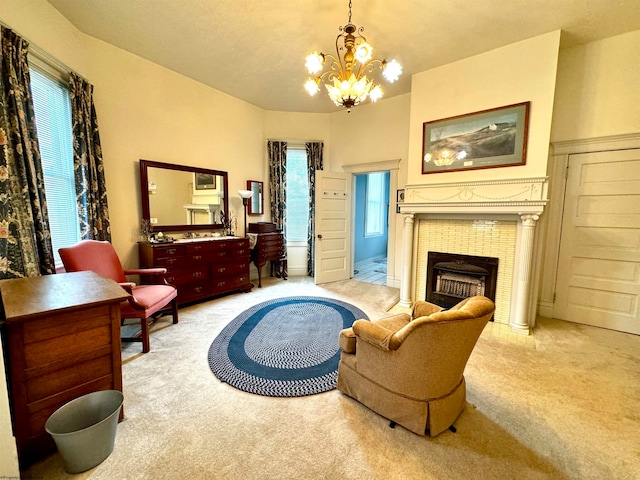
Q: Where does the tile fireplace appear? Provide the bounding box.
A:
[398,177,548,334]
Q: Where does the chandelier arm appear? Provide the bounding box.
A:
[334,34,347,78]
[354,58,383,78]
[318,70,339,82]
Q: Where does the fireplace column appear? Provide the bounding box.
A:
[511,214,539,334]
[399,214,415,307]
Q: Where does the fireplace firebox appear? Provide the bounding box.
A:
[426,251,498,313]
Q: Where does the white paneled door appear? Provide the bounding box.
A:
[314,171,352,284]
[554,148,640,334]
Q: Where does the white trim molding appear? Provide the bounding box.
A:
[400,177,548,215]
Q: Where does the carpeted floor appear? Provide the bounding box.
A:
[21,276,640,480]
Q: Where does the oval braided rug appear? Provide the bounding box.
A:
[208,296,367,397]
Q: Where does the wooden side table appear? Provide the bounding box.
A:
[250,232,286,287]
[0,271,130,469]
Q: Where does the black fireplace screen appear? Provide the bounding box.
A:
[426,251,498,311]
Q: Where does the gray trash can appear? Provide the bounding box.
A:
[45,390,124,474]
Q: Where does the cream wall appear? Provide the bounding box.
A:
[551,30,640,142]
[408,31,561,184]
[2,0,266,267]
[328,94,411,285]
[539,30,640,319]
[327,93,411,172]
[85,37,265,258]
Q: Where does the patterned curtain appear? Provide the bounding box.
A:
[268,140,287,238]
[69,72,111,241]
[0,27,55,279]
[305,142,323,276]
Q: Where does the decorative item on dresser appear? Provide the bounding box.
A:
[138,237,252,305]
[248,223,287,288]
[0,271,130,469]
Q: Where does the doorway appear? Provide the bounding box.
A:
[352,172,390,285]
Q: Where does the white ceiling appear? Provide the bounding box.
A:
[45,0,640,113]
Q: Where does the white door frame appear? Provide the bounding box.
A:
[540,133,640,319]
[342,159,401,288]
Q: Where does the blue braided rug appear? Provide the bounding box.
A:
[208,296,367,397]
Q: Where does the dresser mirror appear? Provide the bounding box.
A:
[247,180,263,215]
[140,159,229,232]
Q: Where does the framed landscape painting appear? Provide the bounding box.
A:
[422,101,530,174]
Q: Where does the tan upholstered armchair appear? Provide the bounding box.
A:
[337,296,495,436]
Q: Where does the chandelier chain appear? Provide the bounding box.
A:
[348,0,352,24]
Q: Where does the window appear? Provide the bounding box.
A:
[285,147,309,243]
[365,172,385,237]
[29,68,79,263]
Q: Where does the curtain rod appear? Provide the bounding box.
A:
[0,18,86,82]
[267,139,324,147]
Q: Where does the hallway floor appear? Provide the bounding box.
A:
[353,255,387,285]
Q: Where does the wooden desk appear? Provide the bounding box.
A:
[0,271,130,469]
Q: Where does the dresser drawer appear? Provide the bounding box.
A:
[211,273,250,294]
[212,260,250,277]
[179,282,211,302]
[154,255,187,269]
[151,245,185,258]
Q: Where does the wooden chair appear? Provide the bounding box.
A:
[59,240,179,353]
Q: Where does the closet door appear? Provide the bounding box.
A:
[554,148,640,334]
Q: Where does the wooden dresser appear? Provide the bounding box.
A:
[138,237,252,305]
[249,232,287,288]
[0,271,130,468]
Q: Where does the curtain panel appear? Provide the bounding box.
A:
[305,142,323,276]
[69,72,111,241]
[0,27,55,278]
[268,140,287,238]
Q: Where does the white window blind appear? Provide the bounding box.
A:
[286,148,309,243]
[29,68,80,263]
[365,172,385,237]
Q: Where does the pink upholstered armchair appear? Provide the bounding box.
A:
[59,240,179,353]
[337,296,495,436]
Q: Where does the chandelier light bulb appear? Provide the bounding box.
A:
[305,78,320,96]
[369,85,383,102]
[355,43,373,63]
[382,59,402,83]
[305,52,324,74]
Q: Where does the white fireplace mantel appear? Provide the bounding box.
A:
[399,177,548,216]
[398,177,548,334]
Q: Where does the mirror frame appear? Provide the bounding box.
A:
[140,159,229,233]
[247,180,264,215]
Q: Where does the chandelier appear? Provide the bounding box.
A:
[304,0,402,110]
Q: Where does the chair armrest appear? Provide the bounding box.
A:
[124,267,167,276]
[352,320,392,350]
[339,327,357,353]
[353,313,411,351]
[118,282,146,310]
[118,281,137,292]
[411,301,444,319]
